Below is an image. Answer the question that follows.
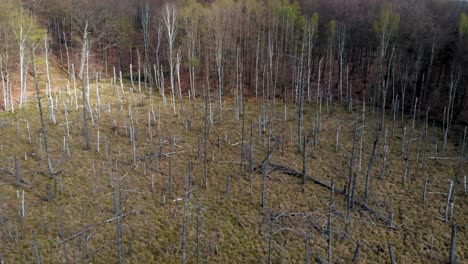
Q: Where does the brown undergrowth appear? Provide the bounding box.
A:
[0,81,466,263]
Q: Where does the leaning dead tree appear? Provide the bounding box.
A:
[31,46,56,197]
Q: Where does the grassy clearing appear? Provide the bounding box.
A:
[0,79,466,263]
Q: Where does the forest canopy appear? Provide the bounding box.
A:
[0,0,467,124]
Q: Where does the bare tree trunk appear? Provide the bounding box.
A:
[116,178,125,264]
[449,224,457,264]
[456,126,466,182]
[31,48,55,191]
[387,240,395,264]
[203,84,209,189]
[32,231,41,264]
[14,155,21,188]
[445,181,454,222]
[141,2,152,87]
[338,24,346,104]
[302,135,307,191]
[352,242,361,262]
[261,161,268,208]
[423,177,429,204]
[82,75,90,150]
[44,33,56,124]
[365,136,378,201]
[0,54,8,111]
[327,177,334,264]
[249,120,254,195]
[298,73,304,153]
[79,22,88,80]
[181,163,190,264]
[163,3,177,114]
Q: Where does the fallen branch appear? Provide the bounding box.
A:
[104,210,138,223]
[56,209,140,246]
[272,210,325,234]
[427,157,467,161]
[55,225,94,245]
[229,201,245,229]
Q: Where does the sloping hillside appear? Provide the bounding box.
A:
[0,77,466,263]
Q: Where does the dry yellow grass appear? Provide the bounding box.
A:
[0,77,466,263]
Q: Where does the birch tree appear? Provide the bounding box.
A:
[337,23,346,104]
[141,2,152,86]
[11,6,43,108]
[374,5,399,131]
[325,20,336,115]
[162,2,178,114]
[181,0,203,100]
[213,4,226,109]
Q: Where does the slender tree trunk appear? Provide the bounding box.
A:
[31,48,55,193]
[82,74,90,150]
[327,178,334,264]
[365,136,378,201]
[449,224,457,264]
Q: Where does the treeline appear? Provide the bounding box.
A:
[1,0,467,124]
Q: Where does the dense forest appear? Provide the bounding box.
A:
[0,0,467,263]
[0,0,467,123]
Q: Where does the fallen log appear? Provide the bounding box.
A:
[259,162,400,231]
[269,163,337,192]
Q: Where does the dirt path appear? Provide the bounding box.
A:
[1,60,70,111]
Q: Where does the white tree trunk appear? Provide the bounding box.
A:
[163,4,177,114]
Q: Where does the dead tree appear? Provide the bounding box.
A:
[249,121,254,195]
[116,177,125,264]
[444,181,454,222]
[14,156,21,187]
[261,162,268,209]
[327,177,335,264]
[302,135,307,191]
[423,177,429,204]
[261,140,280,208]
[141,2,152,87]
[403,99,418,185]
[346,118,359,230]
[31,48,56,195]
[337,23,346,103]
[169,157,173,199]
[352,242,361,262]
[365,135,379,201]
[456,126,466,182]
[203,83,209,189]
[44,34,56,124]
[449,224,457,264]
[33,231,41,264]
[297,31,306,153]
[443,65,461,155]
[162,2,178,114]
[81,52,90,150]
[379,129,388,179]
[387,240,395,264]
[181,163,191,264]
